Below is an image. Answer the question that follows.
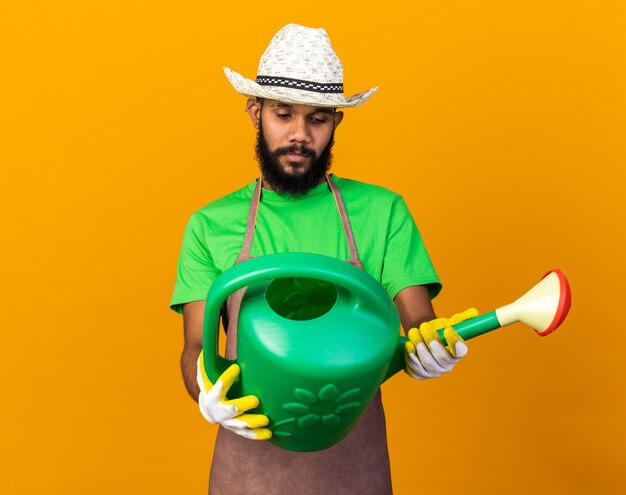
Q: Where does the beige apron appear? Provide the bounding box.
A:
[209,175,392,495]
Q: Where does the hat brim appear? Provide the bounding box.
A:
[224,67,377,108]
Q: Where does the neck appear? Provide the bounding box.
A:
[261,173,329,191]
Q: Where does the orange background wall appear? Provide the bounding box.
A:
[1,1,625,493]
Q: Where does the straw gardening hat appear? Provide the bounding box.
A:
[224,24,377,108]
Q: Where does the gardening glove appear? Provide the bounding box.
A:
[404,308,479,379]
[197,352,272,440]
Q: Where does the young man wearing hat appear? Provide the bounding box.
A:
[171,24,475,494]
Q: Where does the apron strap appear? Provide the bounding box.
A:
[237,177,262,263]
[326,173,364,269]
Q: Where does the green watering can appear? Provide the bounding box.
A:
[202,253,571,452]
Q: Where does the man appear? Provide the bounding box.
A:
[171,24,475,494]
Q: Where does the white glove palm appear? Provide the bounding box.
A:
[404,308,478,379]
[197,352,272,440]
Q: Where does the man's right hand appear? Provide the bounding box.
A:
[196,352,272,440]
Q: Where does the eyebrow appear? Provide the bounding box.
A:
[272,102,335,115]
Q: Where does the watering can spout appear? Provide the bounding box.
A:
[446,269,571,343]
[383,269,572,381]
[495,269,571,336]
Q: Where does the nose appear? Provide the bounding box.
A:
[288,116,311,144]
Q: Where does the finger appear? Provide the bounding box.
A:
[405,348,434,379]
[236,413,270,428]
[407,327,425,346]
[218,364,241,401]
[414,341,446,375]
[221,419,273,440]
[423,324,464,368]
[225,394,260,414]
[252,428,273,440]
[406,328,428,377]
[408,325,445,377]
[424,308,479,333]
[422,317,452,332]
[443,326,468,359]
[427,340,458,370]
[404,341,417,377]
[419,320,444,348]
[405,339,417,355]
[223,424,273,440]
[446,307,479,326]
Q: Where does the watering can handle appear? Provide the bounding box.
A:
[202,253,398,384]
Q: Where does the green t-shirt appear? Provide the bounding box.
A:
[170,175,441,313]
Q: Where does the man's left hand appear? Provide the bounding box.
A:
[404,308,478,379]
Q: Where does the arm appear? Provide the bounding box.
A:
[173,214,269,438]
[181,300,205,401]
[394,285,437,333]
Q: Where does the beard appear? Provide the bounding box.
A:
[255,123,334,198]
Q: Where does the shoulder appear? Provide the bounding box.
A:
[189,181,255,225]
[333,176,404,206]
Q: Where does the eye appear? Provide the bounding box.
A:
[310,115,329,124]
[275,112,291,120]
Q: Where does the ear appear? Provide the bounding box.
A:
[246,98,262,128]
[333,111,344,130]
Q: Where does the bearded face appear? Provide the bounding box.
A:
[255,122,335,198]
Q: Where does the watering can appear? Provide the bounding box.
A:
[202,253,571,452]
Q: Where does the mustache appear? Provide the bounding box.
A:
[272,144,316,159]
